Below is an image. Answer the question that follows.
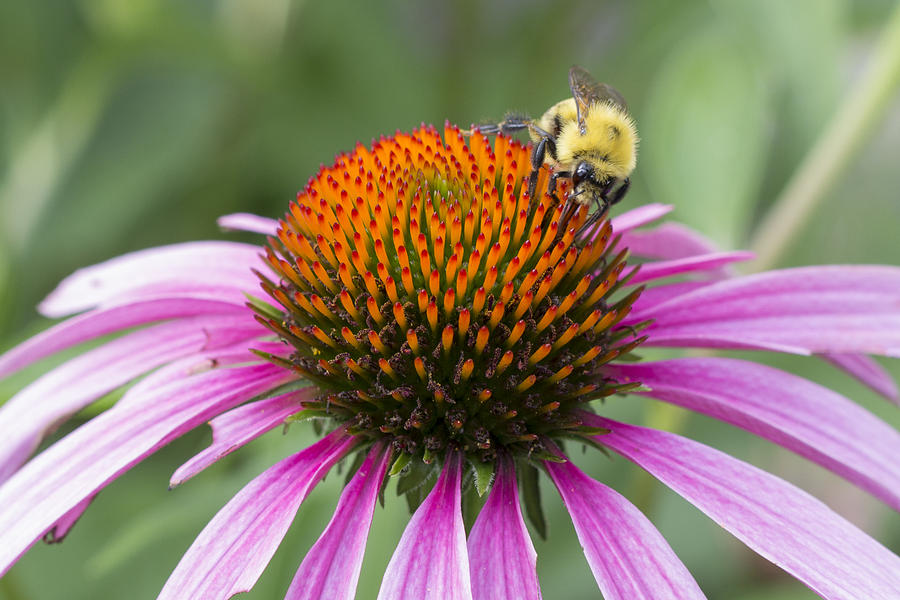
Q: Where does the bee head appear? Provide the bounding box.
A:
[571,161,609,201]
[572,161,596,189]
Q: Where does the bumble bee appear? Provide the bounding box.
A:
[473,66,638,228]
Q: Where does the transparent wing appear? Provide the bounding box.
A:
[568,65,628,133]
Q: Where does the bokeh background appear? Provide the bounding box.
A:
[2,0,899,598]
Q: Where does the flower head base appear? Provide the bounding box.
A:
[258,124,646,465]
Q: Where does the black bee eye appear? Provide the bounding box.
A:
[573,162,594,186]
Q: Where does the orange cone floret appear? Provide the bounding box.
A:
[255,124,646,462]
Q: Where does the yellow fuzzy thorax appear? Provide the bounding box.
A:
[540,98,638,181]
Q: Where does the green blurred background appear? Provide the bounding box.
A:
[2,0,899,598]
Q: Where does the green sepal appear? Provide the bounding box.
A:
[519,462,547,539]
[389,453,413,477]
[244,292,285,321]
[470,458,495,497]
[527,449,567,463]
[460,470,486,532]
[397,458,438,514]
[378,446,395,508]
[284,408,330,424]
[572,425,611,436]
[404,484,427,514]
[563,433,612,458]
[396,458,434,496]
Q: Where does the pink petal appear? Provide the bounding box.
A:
[0,315,265,482]
[158,429,357,600]
[468,454,541,600]
[608,358,900,511]
[624,251,754,285]
[38,242,263,318]
[619,222,721,261]
[643,266,900,356]
[218,213,279,235]
[821,353,899,404]
[285,443,391,600]
[629,281,712,317]
[113,340,288,411]
[587,416,900,600]
[0,362,289,576]
[170,389,312,487]
[545,456,705,600]
[378,453,472,600]
[610,204,673,234]
[0,297,253,379]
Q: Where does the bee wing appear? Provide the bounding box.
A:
[568,65,628,133]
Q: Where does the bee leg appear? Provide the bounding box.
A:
[577,206,606,239]
[469,123,502,135]
[606,178,631,206]
[528,135,559,200]
[558,200,580,234]
[470,114,534,137]
[548,170,569,200]
[526,137,549,199]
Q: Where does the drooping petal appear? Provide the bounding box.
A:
[378,452,472,600]
[218,213,279,235]
[587,416,900,600]
[45,494,95,543]
[619,222,721,261]
[0,361,289,576]
[545,457,705,600]
[38,242,263,318]
[115,340,287,410]
[642,266,900,356]
[628,281,712,317]
[624,251,754,285]
[610,203,673,234]
[608,358,900,511]
[821,353,899,404]
[170,389,311,487]
[0,315,264,482]
[0,297,252,379]
[285,443,391,600]
[468,454,541,600]
[158,429,357,600]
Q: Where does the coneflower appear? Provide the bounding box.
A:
[0,125,898,599]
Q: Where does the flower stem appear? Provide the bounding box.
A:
[748,4,900,272]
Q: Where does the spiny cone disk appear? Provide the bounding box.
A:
[256,123,646,464]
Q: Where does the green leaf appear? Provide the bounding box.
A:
[519,461,547,539]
